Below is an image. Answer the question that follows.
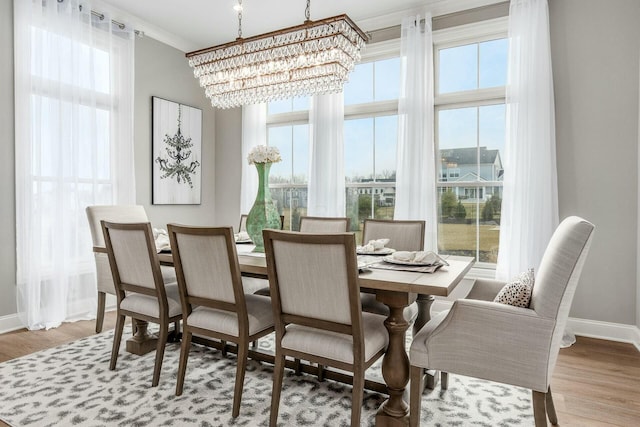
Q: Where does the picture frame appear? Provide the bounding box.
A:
[152,96,202,205]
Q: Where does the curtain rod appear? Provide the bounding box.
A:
[55,0,144,37]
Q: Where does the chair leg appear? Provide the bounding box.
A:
[109,314,126,370]
[269,353,286,427]
[409,365,424,427]
[546,386,558,425]
[221,340,228,356]
[232,342,249,418]
[351,367,365,427]
[130,317,138,336]
[252,339,258,349]
[175,330,192,396]
[294,357,301,375]
[532,390,547,427]
[440,371,449,390]
[95,292,106,333]
[152,323,169,387]
[317,364,325,381]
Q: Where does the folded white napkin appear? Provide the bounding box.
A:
[392,251,439,264]
[153,228,170,253]
[360,238,390,252]
[235,231,250,241]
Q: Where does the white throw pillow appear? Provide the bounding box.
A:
[493,268,534,308]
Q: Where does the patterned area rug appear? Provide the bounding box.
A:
[0,328,534,426]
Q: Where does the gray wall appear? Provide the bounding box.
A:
[0,0,16,317]
[550,0,640,325]
[134,36,216,228]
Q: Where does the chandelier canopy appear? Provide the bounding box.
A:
[186,0,367,109]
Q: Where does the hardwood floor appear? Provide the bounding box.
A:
[1,312,639,426]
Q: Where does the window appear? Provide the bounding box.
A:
[434,20,508,265]
[267,96,309,230]
[344,56,401,239]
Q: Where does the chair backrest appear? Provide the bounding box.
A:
[168,225,247,325]
[101,221,167,303]
[263,230,362,344]
[299,216,351,233]
[361,219,425,251]
[86,205,148,247]
[240,214,285,232]
[529,216,594,376]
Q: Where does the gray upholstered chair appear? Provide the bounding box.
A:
[86,205,176,333]
[101,221,182,387]
[408,216,595,427]
[263,230,388,427]
[360,219,424,322]
[168,225,274,418]
[298,215,351,232]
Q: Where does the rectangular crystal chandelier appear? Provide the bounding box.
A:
[186,0,367,109]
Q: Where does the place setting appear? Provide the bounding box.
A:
[357,238,449,274]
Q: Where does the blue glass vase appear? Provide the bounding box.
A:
[246,162,281,252]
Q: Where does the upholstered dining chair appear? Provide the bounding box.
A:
[101,220,182,387]
[298,215,351,232]
[263,230,388,427]
[86,205,176,333]
[408,216,595,427]
[360,219,425,321]
[168,225,274,418]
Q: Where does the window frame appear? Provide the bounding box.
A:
[434,17,508,270]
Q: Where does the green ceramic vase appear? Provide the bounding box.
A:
[246,162,281,252]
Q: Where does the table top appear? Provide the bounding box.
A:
[158,244,474,298]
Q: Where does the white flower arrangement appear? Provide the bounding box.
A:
[247,145,282,165]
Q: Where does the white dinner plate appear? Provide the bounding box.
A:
[356,247,396,255]
[235,238,253,244]
[382,254,449,267]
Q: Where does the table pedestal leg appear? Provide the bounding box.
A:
[126,319,157,355]
[414,294,440,390]
[376,291,410,426]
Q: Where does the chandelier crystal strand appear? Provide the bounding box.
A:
[186,1,367,109]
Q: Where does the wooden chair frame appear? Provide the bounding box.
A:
[168,224,274,418]
[263,230,385,427]
[102,220,182,387]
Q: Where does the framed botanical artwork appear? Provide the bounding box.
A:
[152,97,202,204]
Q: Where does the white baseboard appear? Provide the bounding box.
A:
[0,303,116,335]
[0,314,25,334]
[566,317,640,351]
[432,300,640,352]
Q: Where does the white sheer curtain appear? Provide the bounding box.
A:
[14,0,136,329]
[307,93,345,217]
[496,0,558,280]
[240,103,267,214]
[394,13,437,251]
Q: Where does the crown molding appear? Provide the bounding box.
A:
[356,0,506,33]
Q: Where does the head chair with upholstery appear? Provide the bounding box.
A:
[408,216,595,427]
[263,230,388,427]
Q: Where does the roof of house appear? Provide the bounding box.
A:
[440,147,501,166]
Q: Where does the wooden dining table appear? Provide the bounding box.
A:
[158,245,474,426]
